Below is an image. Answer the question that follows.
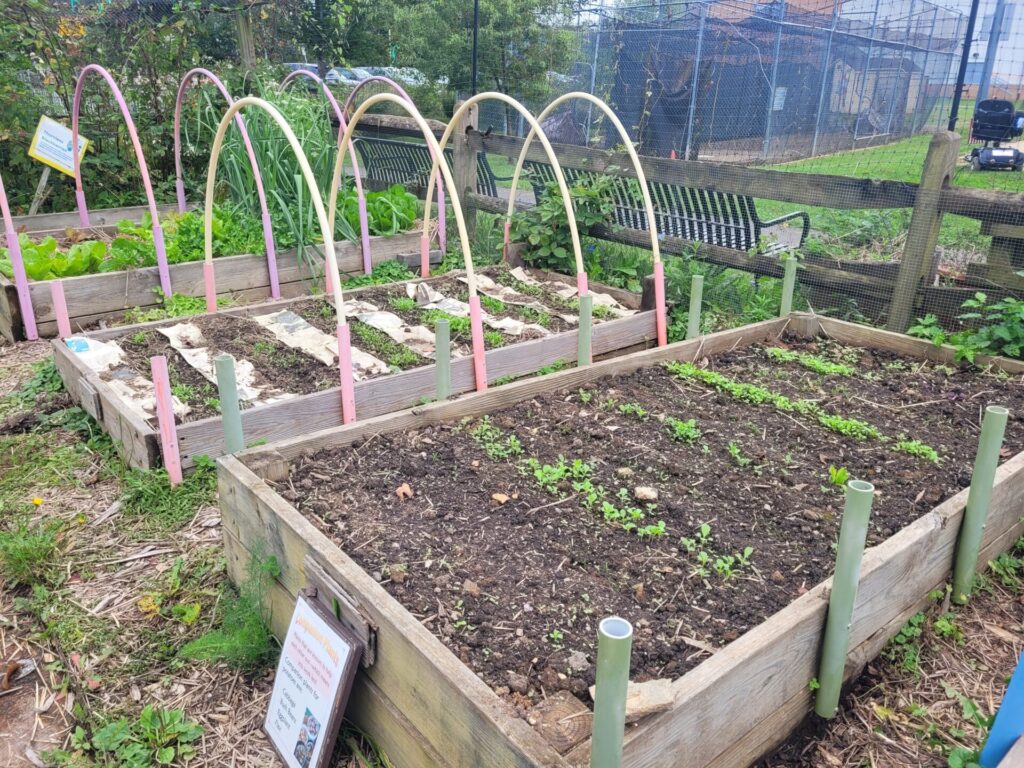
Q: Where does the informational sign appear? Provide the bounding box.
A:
[264,594,362,768]
[27,116,90,178]
[771,87,788,112]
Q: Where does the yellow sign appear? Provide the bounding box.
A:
[27,116,90,178]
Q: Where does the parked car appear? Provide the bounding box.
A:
[282,62,318,73]
[325,67,365,86]
[354,66,438,87]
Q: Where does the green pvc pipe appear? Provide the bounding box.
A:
[686,274,704,340]
[578,294,593,367]
[780,254,798,316]
[590,616,633,768]
[215,353,244,454]
[815,479,875,719]
[435,318,451,399]
[952,405,1010,604]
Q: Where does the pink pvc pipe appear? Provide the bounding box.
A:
[0,173,37,340]
[50,280,72,338]
[150,355,183,486]
[336,322,356,423]
[469,295,487,392]
[343,76,448,257]
[281,70,373,275]
[174,68,280,299]
[72,65,172,297]
[653,260,667,347]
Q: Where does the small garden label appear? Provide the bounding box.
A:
[264,594,362,768]
[27,116,90,177]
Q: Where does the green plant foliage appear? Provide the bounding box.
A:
[180,552,281,671]
[120,456,218,536]
[883,612,925,676]
[338,184,419,237]
[828,465,850,487]
[909,293,1024,362]
[47,706,203,767]
[664,416,702,443]
[0,517,61,588]
[895,437,940,464]
[469,417,523,460]
[343,260,415,289]
[763,346,855,376]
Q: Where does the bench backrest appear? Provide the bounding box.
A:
[353,136,499,197]
[522,159,761,252]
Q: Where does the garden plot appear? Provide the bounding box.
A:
[218,314,1024,768]
[53,266,653,470]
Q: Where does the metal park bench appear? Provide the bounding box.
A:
[353,136,510,198]
[522,159,811,255]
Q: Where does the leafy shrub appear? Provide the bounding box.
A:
[338,184,419,237]
[909,293,1024,362]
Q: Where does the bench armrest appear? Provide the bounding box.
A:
[760,210,810,245]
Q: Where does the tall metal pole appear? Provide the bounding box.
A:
[471,0,480,96]
[586,2,606,138]
[685,1,707,160]
[977,0,1007,103]
[912,4,937,132]
[948,0,981,130]
[761,0,788,159]
[853,0,881,141]
[885,0,917,135]
[811,0,841,156]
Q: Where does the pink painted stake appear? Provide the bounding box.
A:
[469,295,488,392]
[357,196,372,274]
[0,173,37,340]
[151,222,172,297]
[150,355,184,486]
[175,178,187,214]
[420,234,431,278]
[437,186,447,253]
[336,323,357,424]
[75,189,89,228]
[653,260,667,347]
[262,212,280,299]
[50,280,72,338]
[204,262,217,313]
[577,271,589,297]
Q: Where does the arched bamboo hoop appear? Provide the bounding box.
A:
[72,65,172,296]
[327,93,488,392]
[509,92,667,345]
[173,68,280,298]
[203,96,357,423]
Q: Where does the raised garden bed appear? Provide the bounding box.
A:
[218,313,1024,768]
[53,265,654,470]
[1,231,426,342]
[10,202,179,237]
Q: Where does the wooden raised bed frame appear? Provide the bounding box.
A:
[51,268,653,470]
[218,313,1024,768]
[1,230,425,342]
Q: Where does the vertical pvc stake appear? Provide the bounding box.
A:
[204,261,217,313]
[590,616,633,768]
[50,280,72,338]
[578,294,594,367]
[435,319,451,400]
[469,295,488,391]
[952,405,1010,604]
[420,234,431,279]
[151,222,173,298]
[502,219,511,261]
[686,274,704,340]
[5,232,38,341]
[214,354,244,454]
[780,254,798,317]
[150,355,183,487]
[337,323,357,424]
[815,479,875,719]
[358,195,372,274]
[262,211,281,300]
[175,177,187,214]
[653,260,667,347]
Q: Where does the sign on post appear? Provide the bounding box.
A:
[264,593,363,768]
[27,116,90,177]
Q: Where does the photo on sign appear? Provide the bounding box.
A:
[293,708,321,768]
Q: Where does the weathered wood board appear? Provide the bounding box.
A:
[1,232,426,341]
[218,313,1024,768]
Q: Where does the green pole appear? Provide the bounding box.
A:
[952,405,1010,604]
[214,353,244,454]
[780,254,798,316]
[686,274,704,340]
[578,294,593,367]
[815,479,875,719]
[435,318,451,400]
[590,616,633,768]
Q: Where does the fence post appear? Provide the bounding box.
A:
[886,131,959,333]
[452,100,479,240]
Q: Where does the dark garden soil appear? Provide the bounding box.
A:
[116,314,335,422]
[281,336,1024,720]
